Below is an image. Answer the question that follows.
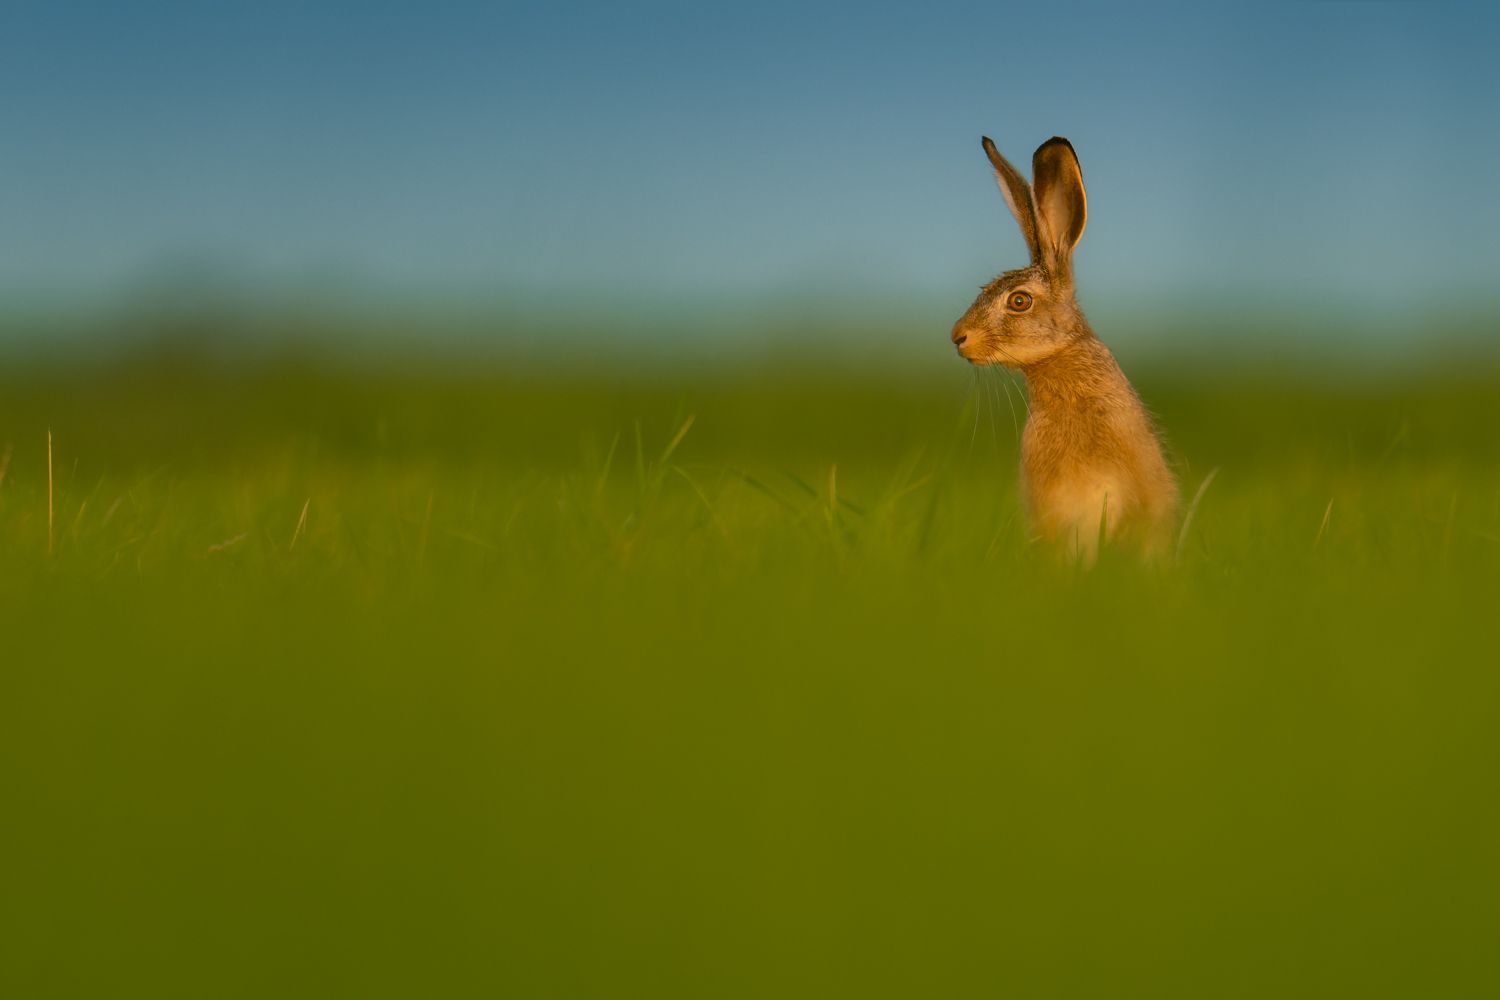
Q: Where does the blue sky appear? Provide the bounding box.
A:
[3,1,1498,342]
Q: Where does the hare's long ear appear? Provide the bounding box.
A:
[1031,137,1087,282]
[982,136,1041,265]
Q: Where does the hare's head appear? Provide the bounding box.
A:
[952,136,1090,368]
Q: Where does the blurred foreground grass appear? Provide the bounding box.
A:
[3,359,1499,997]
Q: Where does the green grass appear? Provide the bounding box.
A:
[3,359,1499,997]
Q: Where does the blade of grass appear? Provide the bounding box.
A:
[1175,467,1220,564]
[658,414,696,466]
[1315,498,1334,549]
[594,430,620,499]
[721,468,796,511]
[671,466,731,544]
[289,497,311,551]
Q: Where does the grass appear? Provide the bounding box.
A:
[2,357,1499,997]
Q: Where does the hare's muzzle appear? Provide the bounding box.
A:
[951,321,978,361]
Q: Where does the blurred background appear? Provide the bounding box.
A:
[4,0,1498,368]
[6,5,1500,998]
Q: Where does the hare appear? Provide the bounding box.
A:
[951,136,1177,562]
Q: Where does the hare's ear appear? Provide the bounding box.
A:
[1031,137,1087,280]
[982,136,1041,265]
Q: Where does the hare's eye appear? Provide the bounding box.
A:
[1008,291,1033,311]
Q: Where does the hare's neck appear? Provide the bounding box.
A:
[1021,334,1133,418]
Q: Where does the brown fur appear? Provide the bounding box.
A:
[952,136,1177,562]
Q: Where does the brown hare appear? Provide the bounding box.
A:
[952,135,1177,562]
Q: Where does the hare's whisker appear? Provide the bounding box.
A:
[997,369,1022,438]
[983,368,1002,450]
[968,369,982,450]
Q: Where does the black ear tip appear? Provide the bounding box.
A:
[981,135,995,150]
[1039,136,1077,155]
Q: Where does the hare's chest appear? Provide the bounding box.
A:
[1020,412,1130,536]
[1023,464,1126,540]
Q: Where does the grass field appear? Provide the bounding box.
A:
[4,357,1500,997]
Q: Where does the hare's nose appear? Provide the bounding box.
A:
[951,323,968,347]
